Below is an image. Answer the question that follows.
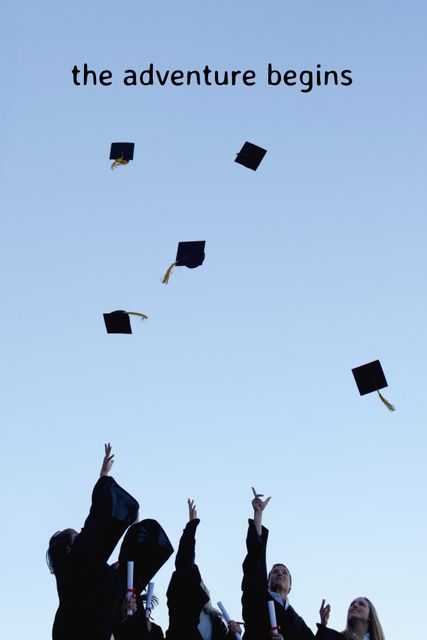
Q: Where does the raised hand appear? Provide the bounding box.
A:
[319,599,331,626]
[251,487,271,513]
[188,498,198,521]
[251,487,271,535]
[100,443,114,477]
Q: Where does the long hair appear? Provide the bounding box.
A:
[199,580,223,618]
[344,597,385,640]
[46,529,76,574]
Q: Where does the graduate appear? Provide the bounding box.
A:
[316,597,385,640]
[47,444,139,640]
[241,488,314,640]
[113,518,174,640]
[165,499,242,640]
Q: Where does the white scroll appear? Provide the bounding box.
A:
[126,561,134,616]
[268,600,280,636]
[217,600,242,640]
[145,582,154,619]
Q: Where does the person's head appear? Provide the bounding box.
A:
[46,529,78,574]
[345,597,385,640]
[268,563,292,598]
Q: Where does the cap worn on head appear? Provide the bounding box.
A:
[352,360,395,411]
[118,519,174,590]
[235,141,267,171]
[110,142,135,169]
[103,310,148,334]
[162,241,206,284]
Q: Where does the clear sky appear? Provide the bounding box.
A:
[1,2,426,639]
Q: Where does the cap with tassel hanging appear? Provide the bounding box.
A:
[109,142,135,169]
[352,359,395,412]
[103,310,148,334]
[162,241,206,285]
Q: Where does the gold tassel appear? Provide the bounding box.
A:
[126,311,148,320]
[377,391,395,412]
[111,156,129,170]
[162,262,176,284]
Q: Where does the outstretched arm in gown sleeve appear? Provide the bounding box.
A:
[72,444,140,565]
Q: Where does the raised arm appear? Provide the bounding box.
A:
[72,444,139,564]
[174,499,200,572]
[241,487,272,636]
[165,499,206,637]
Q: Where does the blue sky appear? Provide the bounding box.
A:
[1,2,426,639]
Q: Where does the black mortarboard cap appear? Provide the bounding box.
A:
[103,310,148,334]
[235,141,267,171]
[176,241,206,269]
[109,143,135,161]
[352,360,388,395]
[352,360,395,411]
[118,519,174,589]
[104,310,132,334]
[162,241,206,283]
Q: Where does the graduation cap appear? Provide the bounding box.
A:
[103,310,148,334]
[162,241,206,284]
[235,141,267,171]
[110,142,135,169]
[352,359,395,411]
[118,519,174,590]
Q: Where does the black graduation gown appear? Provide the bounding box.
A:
[113,519,174,640]
[241,519,314,640]
[315,625,344,639]
[165,519,234,640]
[52,476,139,640]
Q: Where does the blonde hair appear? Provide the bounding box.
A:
[344,597,385,640]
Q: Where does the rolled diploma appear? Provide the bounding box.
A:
[268,600,279,635]
[127,561,134,616]
[145,582,154,619]
[217,601,242,640]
